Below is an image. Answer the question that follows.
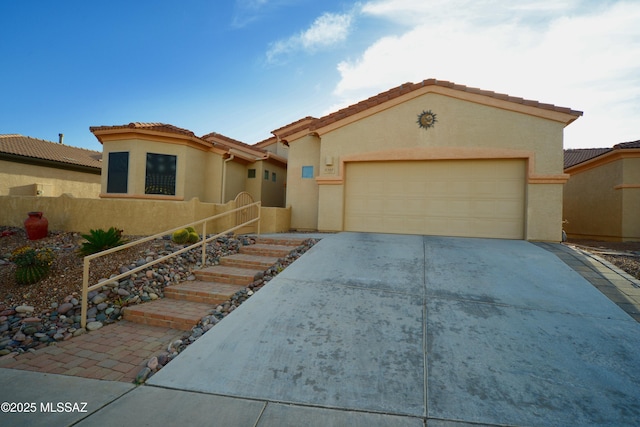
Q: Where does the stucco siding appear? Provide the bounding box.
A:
[563,160,623,240]
[260,161,287,207]
[622,157,640,240]
[101,138,222,202]
[527,183,564,241]
[224,161,246,203]
[0,159,101,198]
[318,93,565,179]
[286,134,320,230]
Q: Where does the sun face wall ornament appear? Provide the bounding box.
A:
[417,110,437,130]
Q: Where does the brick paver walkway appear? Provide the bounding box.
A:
[536,242,640,322]
[0,321,182,382]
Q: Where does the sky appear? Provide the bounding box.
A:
[1,0,638,152]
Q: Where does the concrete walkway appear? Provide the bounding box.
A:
[2,233,640,426]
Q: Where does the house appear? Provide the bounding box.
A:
[564,140,640,241]
[89,122,287,207]
[202,132,287,207]
[271,79,582,241]
[0,134,102,198]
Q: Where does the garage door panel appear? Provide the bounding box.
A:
[344,160,525,239]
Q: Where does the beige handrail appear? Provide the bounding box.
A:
[80,201,261,328]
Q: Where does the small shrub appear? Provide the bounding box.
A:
[11,246,55,284]
[172,229,189,244]
[77,227,127,256]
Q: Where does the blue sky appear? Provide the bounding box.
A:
[1,0,638,151]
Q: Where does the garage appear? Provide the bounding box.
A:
[344,159,526,239]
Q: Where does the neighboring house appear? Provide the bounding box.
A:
[271,79,582,241]
[90,122,286,207]
[564,140,640,241]
[0,134,102,198]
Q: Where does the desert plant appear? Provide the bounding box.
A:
[11,246,55,284]
[172,228,190,244]
[77,227,127,256]
[187,231,200,244]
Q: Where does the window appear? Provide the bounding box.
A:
[301,166,314,178]
[107,152,129,193]
[248,169,256,178]
[145,153,177,195]
[264,170,269,180]
[272,172,276,182]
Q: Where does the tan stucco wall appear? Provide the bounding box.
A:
[317,184,344,231]
[527,183,565,241]
[261,141,289,159]
[224,161,246,203]
[317,93,565,177]
[286,134,320,230]
[260,206,292,233]
[288,91,568,240]
[244,163,262,204]
[0,160,101,198]
[563,160,623,240]
[101,139,222,202]
[260,160,287,208]
[622,158,640,240]
[0,195,290,236]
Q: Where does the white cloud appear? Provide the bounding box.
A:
[330,0,640,148]
[267,12,353,62]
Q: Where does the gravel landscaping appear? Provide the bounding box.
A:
[568,239,640,281]
[0,225,318,359]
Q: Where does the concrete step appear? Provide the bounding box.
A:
[164,281,246,305]
[123,299,212,331]
[256,237,308,247]
[240,243,298,258]
[220,253,279,269]
[194,265,263,285]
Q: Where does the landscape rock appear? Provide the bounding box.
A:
[86,321,103,331]
[15,305,34,314]
[57,302,74,314]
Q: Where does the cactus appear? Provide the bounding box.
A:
[15,265,50,285]
[172,229,190,244]
[187,231,200,244]
[186,226,196,233]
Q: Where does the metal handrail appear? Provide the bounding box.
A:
[80,201,261,328]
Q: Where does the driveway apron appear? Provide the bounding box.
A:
[125,233,640,426]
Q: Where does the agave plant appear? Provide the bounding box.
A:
[77,227,128,256]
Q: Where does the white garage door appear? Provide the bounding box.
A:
[344,159,525,239]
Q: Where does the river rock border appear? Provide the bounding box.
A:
[0,234,255,356]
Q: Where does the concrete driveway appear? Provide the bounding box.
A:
[21,233,640,426]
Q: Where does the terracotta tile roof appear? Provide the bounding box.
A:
[614,140,640,149]
[271,116,317,135]
[202,132,267,157]
[564,148,611,169]
[564,139,640,169]
[89,122,197,138]
[0,134,102,170]
[275,79,583,141]
[254,136,278,147]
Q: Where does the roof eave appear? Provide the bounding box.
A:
[91,127,212,150]
[0,152,101,174]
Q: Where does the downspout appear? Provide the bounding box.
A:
[221,154,234,203]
